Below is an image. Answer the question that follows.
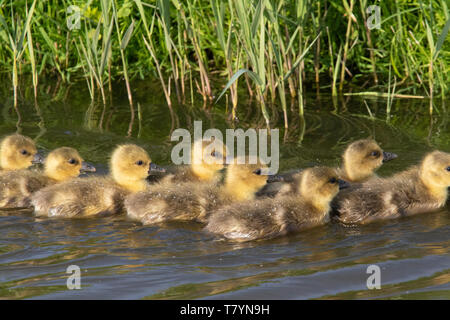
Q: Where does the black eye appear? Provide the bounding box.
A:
[370,151,380,157]
[446,166,450,172]
[329,177,337,184]
[136,160,144,166]
[68,159,77,165]
[20,150,28,155]
[211,151,221,158]
[253,169,262,175]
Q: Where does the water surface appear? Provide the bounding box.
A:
[0,82,448,299]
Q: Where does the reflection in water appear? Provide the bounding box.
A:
[0,83,449,299]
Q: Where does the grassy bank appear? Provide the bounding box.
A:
[0,0,449,124]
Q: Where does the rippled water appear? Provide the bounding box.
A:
[0,82,448,299]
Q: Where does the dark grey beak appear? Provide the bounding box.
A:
[32,152,44,164]
[148,162,166,174]
[338,179,351,190]
[80,161,96,173]
[266,174,284,183]
[382,151,398,163]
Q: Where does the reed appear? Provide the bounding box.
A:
[0,0,447,119]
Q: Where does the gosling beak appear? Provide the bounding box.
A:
[382,151,398,163]
[32,152,44,164]
[148,162,166,174]
[80,162,96,173]
[338,179,351,190]
[266,174,284,183]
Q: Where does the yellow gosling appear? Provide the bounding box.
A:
[0,147,94,208]
[205,167,348,242]
[258,138,397,199]
[333,150,450,225]
[338,138,397,183]
[157,138,228,185]
[31,144,163,218]
[125,156,280,224]
[0,134,43,172]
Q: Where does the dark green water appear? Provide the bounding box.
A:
[0,81,448,299]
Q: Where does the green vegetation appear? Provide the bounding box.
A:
[0,0,448,124]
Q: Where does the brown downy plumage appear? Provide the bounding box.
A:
[0,134,43,172]
[32,144,163,218]
[205,167,348,242]
[153,138,228,185]
[257,139,397,198]
[125,156,280,225]
[332,150,450,225]
[0,147,95,208]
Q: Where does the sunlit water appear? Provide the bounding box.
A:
[0,81,448,299]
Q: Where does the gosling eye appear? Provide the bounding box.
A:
[329,177,337,184]
[370,151,380,157]
[20,149,28,155]
[211,151,221,158]
[253,169,262,175]
[68,159,77,165]
[136,160,144,166]
[446,166,450,172]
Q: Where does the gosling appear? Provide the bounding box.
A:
[257,138,397,198]
[0,147,95,209]
[205,167,349,242]
[125,156,281,225]
[155,138,228,185]
[31,144,164,218]
[0,134,43,172]
[338,138,397,183]
[332,150,450,225]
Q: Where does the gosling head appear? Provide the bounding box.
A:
[341,139,397,182]
[299,167,349,211]
[224,156,282,201]
[191,138,228,181]
[44,147,96,182]
[420,151,450,199]
[0,134,43,170]
[110,144,164,192]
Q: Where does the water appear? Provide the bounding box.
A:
[0,82,448,299]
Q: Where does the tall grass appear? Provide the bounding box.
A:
[0,0,448,123]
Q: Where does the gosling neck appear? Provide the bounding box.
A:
[306,193,332,214]
[341,161,374,183]
[222,180,258,202]
[419,169,448,205]
[0,156,21,171]
[44,167,71,182]
[191,164,219,182]
[112,172,147,193]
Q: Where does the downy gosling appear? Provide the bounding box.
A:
[205,167,349,242]
[257,139,397,198]
[0,147,95,208]
[0,134,43,172]
[155,138,228,185]
[337,138,397,183]
[332,150,450,225]
[32,144,164,218]
[125,156,281,225]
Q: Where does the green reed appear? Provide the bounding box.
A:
[0,0,448,122]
